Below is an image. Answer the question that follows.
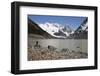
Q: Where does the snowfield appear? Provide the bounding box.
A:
[38,22,74,38]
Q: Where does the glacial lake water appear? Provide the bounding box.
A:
[28,38,88,53]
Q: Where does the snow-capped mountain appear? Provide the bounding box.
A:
[75,18,88,33]
[69,18,88,39]
[81,22,88,31]
[38,22,74,38]
[28,17,88,39]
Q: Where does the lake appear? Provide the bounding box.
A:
[28,38,88,53]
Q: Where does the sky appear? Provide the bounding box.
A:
[28,15,87,30]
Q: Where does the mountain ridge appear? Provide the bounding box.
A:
[38,22,74,38]
[28,18,88,39]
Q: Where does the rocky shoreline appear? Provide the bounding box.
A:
[28,47,87,61]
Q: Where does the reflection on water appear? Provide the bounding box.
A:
[28,38,88,53]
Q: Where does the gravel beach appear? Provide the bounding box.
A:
[28,47,87,61]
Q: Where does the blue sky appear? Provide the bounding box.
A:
[28,15,87,30]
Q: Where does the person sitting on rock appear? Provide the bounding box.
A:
[34,41,41,49]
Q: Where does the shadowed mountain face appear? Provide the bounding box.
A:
[75,18,88,33]
[28,18,88,39]
[69,18,88,39]
[28,19,56,39]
